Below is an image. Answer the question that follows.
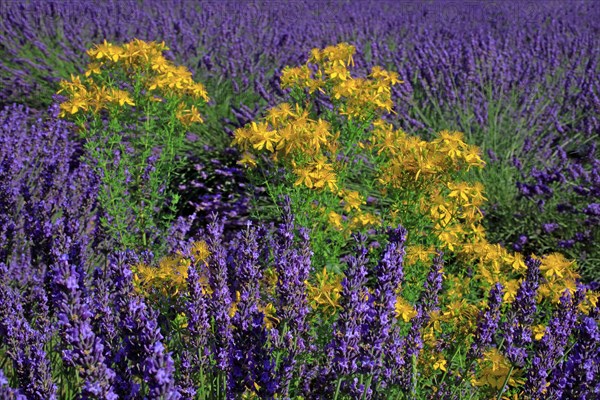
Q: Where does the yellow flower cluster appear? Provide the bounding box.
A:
[232,102,340,193]
[57,38,208,126]
[305,267,343,315]
[472,348,524,390]
[231,44,598,368]
[281,43,401,120]
[133,240,210,297]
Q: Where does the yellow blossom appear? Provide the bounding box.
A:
[395,297,417,322]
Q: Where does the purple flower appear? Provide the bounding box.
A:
[50,254,117,399]
[366,226,407,387]
[204,216,234,388]
[0,264,57,400]
[228,223,278,398]
[548,316,600,399]
[501,257,541,367]
[328,234,372,378]
[179,261,211,398]
[420,252,444,322]
[468,282,504,361]
[119,297,180,400]
[0,368,27,400]
[273,197,313,395]
[525,287,585,399]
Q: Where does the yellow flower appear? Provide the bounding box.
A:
[503,252,527,273]
[502,279,522,303]
[190,240,210,262]
[405,245,435,266]
[250,122,279,152]
[474,348,524,390]
[280,65,311,89]
[238,152,258,168]
[266,103,294,125]
[305,267,343,314]
[447,181,472,203]
[328,211,344,230]
[107,88,135,107]
[229,291,241,318]
[260,303,280,330]
[84,62,103,77]
[176,104,204,126]
[150,55,172,73]
[86,39,124,62]
[339,190,365,212]
[59,95,90,116]
[432,355,447,372]
[532,324,546,341]
[395,297,417,322]
[293,166,314,189]
[540,253,574,279]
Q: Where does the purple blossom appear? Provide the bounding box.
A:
[205,216,234,378]
[0,368,27,400]
[328,234,372,377]
[468,282,504,361]
[366,225,407,387]
[0,264,57,400]
[501,257,541,367]
[525,287,585,399]
[273,197,313,396]
[50,254,117,399]
[548,316,600,399]
[228,223,278,398]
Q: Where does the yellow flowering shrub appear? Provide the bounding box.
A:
[57,38,209,256]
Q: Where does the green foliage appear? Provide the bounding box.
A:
[57,39,209,257]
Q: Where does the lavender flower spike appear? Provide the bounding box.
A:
[525,287,584,400]
[50,254,118,399]
[468,282,504,361]
[0,368,27,400]
[501,257,541,367]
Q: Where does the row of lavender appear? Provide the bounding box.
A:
[2,218,598,398]
[1,0,598,139]
[1,0,598,278]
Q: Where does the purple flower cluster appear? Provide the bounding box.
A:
[50,253,117,399]
[0,264,57,400]
[0,368,27,400]
[272,198,312,396]
[548,316,600,399]
[367,226,407,386]
[511,141,599,250]
[0,103,100,269]
[326,233,373,396]
[501,257,541,367]
[2,1,598,139]
[524,287,585,400]
[228,224,278,398]
[468,282,504,361]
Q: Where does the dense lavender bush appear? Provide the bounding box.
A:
[0,102,101,269]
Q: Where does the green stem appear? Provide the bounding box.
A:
[496,365,514,400]
[334,377,344,400]
[410,354,418,400]
[361,375,373,400]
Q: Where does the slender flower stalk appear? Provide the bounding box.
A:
[501,257,541,367]
[50,253,118,400]
[468,283,504,361]
[524,287,585,399]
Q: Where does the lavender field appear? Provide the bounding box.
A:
[0,1,599,399]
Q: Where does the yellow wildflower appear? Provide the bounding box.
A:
[395,297,417,322]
